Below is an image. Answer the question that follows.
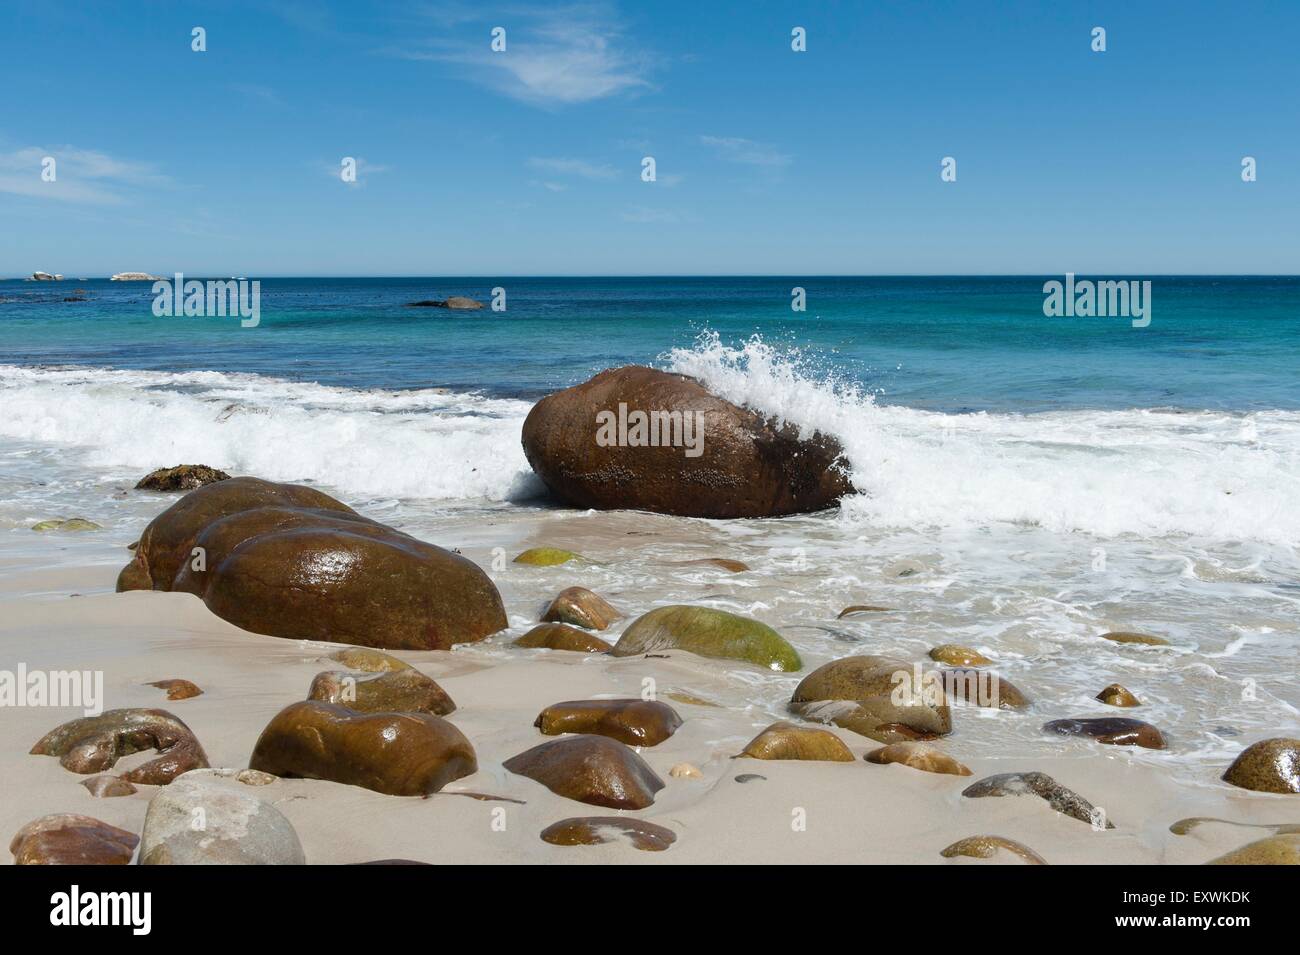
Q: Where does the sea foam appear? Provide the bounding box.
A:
[3,349,1299,542]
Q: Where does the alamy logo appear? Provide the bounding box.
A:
[50,886,151,935]
[0,664,103,716]
[595,403,705,458]
[889,663,1001,709]
[152,273,260,327]
[1042,273,1151,328]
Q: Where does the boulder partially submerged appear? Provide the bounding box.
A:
[521,366,852,518]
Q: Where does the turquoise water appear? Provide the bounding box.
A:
[3,276,1297,412]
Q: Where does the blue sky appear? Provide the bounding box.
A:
[1,0,1296,276]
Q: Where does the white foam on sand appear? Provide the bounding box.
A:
[0,364,543,504]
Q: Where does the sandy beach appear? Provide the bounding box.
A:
[4,493,1295,866]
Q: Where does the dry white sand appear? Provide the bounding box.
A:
[3,547,1294,865]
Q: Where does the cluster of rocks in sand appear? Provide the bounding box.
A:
[13,367,1300,865]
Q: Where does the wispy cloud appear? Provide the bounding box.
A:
[230,83,283,106]
[385,4,654,107]
[621,205,680,223]
[700,135,792,168]
[0,145,168,204]
[528,156,618,180]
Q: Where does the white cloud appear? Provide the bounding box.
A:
[387,5,653,107]
[700,135,791,167]
[528,156,618,180]
[0,145,167,204]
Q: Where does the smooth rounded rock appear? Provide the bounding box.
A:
[534,699,682,746]
[10,814,138,865]
[789,655,952,742]
[1206,834,1300,865]
[514,547,581,566]
[118,477,507,650]
[837,604,894,617]
[1101,631,1170,646]
[612,605,801,671]
[329,647,411,672]
[540,817,676,851]
[514,623,613,653]
[942,668,1030,709]
[503,735,665,809]
[308,668,455,716]
[139,771,305,864]
[929,644,991,666]
[941,835,1047,864]
[736,721,855,761]
[147,678,203,701]
[1096,683,1141,707]
[865,741,971,776]
[32,517,102,532]
[521,365,852,518]
[1222,738,1300,794]
[672,558,749,573]
[541,586,623,630]
[81,776,137,798]
[30,708,209,785]
[1043,717,1167,750]
[249,701,476,797]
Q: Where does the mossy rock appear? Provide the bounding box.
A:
[1101,631,1170,647]
[32,517,102,532]
[611,605,801,671]
[514,547,582,567]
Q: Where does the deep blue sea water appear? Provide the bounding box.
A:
[3,276,1297,412]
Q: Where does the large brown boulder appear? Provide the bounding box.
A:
[521,366,852,518]
[248,701,476,797]
[116,477,506,650]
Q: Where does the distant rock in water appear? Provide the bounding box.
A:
[521,365,853,518]
[135,464,231,491]
[116,477,507,650]
[110,272,164,281]
[405,296,485,309]
[30,271,63,281]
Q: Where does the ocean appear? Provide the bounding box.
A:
[1,275,1297,779]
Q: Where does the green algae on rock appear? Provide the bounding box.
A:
[513,547,582,566]
[612,605,801,671]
